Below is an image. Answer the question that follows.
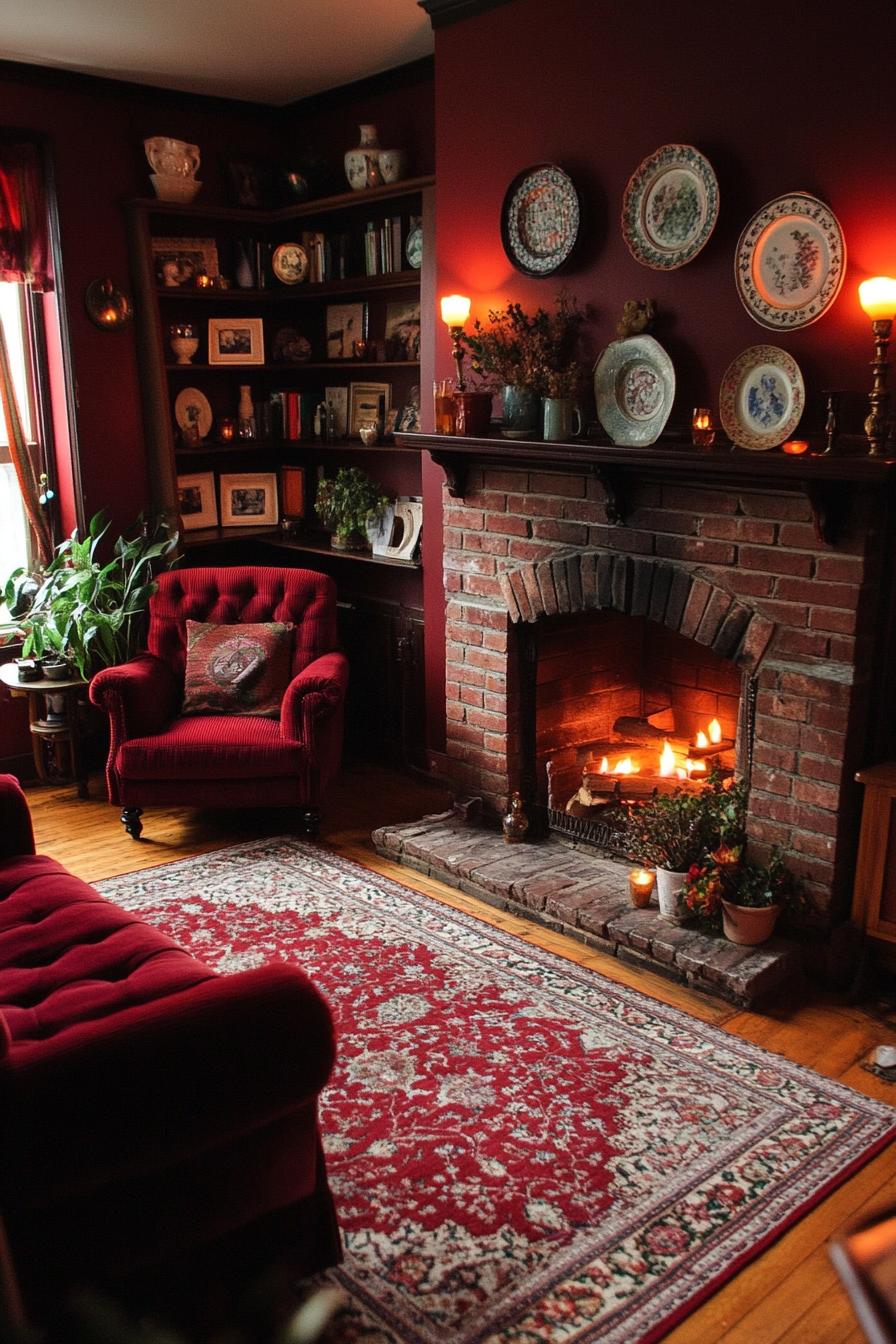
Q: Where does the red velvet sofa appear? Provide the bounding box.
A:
[0,774,341,1309]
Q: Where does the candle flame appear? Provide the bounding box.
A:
[658,741,676,776]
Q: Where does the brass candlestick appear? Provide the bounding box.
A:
[864,318,892,456]
[440,294,472,393]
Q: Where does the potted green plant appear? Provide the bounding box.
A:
[314,467,389,551]
[3,510,179,679]
[684,847,808,945]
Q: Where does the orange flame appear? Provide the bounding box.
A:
[659,741,676,776]
[709,718,722,743]
[695,730,709,749]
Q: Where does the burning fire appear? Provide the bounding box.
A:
[594,718,726,782]
[695,719,722,749]
[659,741,676,776]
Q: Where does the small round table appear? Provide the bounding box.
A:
[0,663,90,797]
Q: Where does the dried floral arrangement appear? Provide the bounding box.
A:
[461,294,589,398]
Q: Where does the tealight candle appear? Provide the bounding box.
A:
[218,417,235,442]
[628,868,656,908]
[782,439,809,455]
[692,407,716,448]
[195,272,212,289]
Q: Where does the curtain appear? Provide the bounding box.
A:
[0,139,53,568]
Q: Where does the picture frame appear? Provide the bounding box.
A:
[219,472,279,527]
[280,464,306,519]
[396,402,421,433]
[207,318,265,365]
[151,237,219,288]
[326,302,367,360]
[384,300,421,361]
[324,385,349,438]
[349,381,391,438]
[176,471,218,530]
[223,155,277,209]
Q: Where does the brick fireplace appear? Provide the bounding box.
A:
[425,440,896,927]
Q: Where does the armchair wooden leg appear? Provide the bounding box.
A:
[121,807,144,840]
[299,808,320,839]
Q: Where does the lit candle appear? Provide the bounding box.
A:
[692,406,716,448]
[218,417,235,442]
[858,277,896,322]
[195,272,212,289]
[628,868,656,908]
[782,439,809,455]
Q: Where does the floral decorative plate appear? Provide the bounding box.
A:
[593,335,675,445]
[174,387,213,441]
[735,192,846,330]
[621,144,719,270]
[272,242,309,284]
[501,164,580,276]
[405,226,423,270]
[718,345,805,450]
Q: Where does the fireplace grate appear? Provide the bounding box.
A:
[547,805,627,855]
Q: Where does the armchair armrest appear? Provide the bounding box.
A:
[1,963,336,1203]
[0,775,35,859]
[281,651,349,749]
[90,654,181,739]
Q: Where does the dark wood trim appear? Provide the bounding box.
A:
[418,0,516,28]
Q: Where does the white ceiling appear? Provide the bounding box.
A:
[0,0,434,105]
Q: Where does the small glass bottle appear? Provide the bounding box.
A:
[502,791,530,844]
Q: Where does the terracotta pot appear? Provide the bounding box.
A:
[655,866,689,923]
[721,900,780,946]
[454,391,492,437]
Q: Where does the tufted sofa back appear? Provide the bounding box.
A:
[148,566,339,680]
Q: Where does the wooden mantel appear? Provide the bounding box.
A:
[394,430,896,545]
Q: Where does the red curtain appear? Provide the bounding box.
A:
[0,139,54,567]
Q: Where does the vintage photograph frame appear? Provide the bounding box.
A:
[219,472,279,527]
[324,385,349,438]
[207,318,265,365]
[349,381,391,438]
[176,471,218,530]
[326,302,367,360]
[151,236,219,288]
[384,300,421,361]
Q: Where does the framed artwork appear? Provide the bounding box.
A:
[223,156,277,208]
[151,237,219,288]
[219,472,279,527]
[396,402,421,433]
[207,318,264,365]
[384,300,421,361]
[324,385,348,438]
[176,472,218,530]
[349,382,391,437]
[326,302,367,359]
[280,464,306,519]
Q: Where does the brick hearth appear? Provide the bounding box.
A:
[373,812,800,1006]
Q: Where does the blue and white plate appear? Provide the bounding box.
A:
[621,144,719,270]
[719,345,805,450]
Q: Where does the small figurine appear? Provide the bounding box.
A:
[616,299,656,339]
[502,790,530,844]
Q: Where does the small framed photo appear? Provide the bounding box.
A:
[208,318,264,365]
[176,471,218,530]
[280,464,305,519]
[349,382,391,438]
[152,236,219,288]
[384,300,421,361]
[396,402,421,433]
[326,302,367,360]
[219,472,279,527]
[324,386,349,438]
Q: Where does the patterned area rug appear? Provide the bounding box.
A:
[102,839,896,1344]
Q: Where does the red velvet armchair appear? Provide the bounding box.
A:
[90,566,348,838]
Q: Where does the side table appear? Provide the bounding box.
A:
[0,663,90,798]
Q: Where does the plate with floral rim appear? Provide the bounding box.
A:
[735,192,846,330]
[174,386,213,441]
[621,144,719,270]
[718,345,805,450]
[593,334,675,446]
[501,163,580,277]
[272,242,309,284]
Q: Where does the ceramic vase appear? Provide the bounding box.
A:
[655,866,689,923]
[344,125,383,191]
[170,335,198,365]
[721,900,780,946]
[235,241,254,290]
[377,148,406,184]
[501,384,540,439]
[237,385,255,439]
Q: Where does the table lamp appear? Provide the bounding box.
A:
[440,294,471,391]
[858,277,896,456]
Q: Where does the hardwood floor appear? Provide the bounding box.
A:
[25,765,896,1344]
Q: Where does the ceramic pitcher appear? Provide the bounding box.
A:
[542,397,584,442]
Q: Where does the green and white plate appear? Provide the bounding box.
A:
[621,144,719,270]
[593,335,675,445]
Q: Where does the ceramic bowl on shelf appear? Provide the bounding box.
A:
[150,174,202,204]
[144,137,200,178]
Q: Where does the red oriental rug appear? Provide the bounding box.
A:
[103,839,895,1343]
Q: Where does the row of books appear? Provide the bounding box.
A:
[255,390,323,441]
[232,215,417,289]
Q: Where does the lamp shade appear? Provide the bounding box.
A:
[440,294,471,328]
[858,277,896,321]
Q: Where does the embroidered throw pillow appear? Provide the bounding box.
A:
[181,620,294,717]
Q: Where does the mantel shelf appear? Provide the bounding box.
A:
[395,430,896,546]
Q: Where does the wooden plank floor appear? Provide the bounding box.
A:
[24,764,896,1343]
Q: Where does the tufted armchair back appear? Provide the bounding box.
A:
[148,566,339,681]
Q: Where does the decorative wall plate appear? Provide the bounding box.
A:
[621,144,719,270]
[593,335,675,445]
[719,345,805,450]
[501,164,580,276]
[405,226,423,269]
[174,387,213,441]
[272,243,309,284]
[735,193,846,329]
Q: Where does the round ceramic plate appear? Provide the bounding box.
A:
[593,335,676,445]
[272,242,309,284]
[719,345,805,450]
[501,164,580,276]
[405,226,423,269]
[174,387,212,440]
[735,192,846,329]
[621,144,719,269]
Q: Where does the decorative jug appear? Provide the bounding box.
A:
[144,137,200,178]
[344,125,383,191]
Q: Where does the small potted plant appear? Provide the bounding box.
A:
[315,467,389,551]
[685,847,807,945]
